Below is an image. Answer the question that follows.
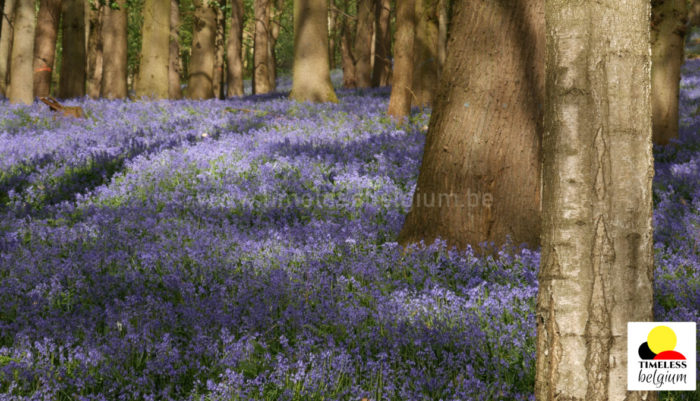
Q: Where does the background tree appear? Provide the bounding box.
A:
[266,0,282,89]
[226,0,244,96]
[411,0,438,107]
[651,0,688,145]
[339,0,356,88]
[353,0,372,87]
[169,0,182,98]
[187,0,215,98]
[371,0,390,86]
[33,0,61,97]
[102,0,128,98]
[398,0,544,250]
[289,0,337,102]
[253,0,272,93]
[212,0,225,98]
[0,0,14,98]
[135,0,170,98]
[535,0,655,399]
[8,0,35,104]
[86,0,104,98]
[58,0,86,98]
[387,0,414,119]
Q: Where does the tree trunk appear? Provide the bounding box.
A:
[0,0,15,97]
[328,2,337,70]
[187,0,215,99]
[386,0,414,119]
[339,0,356,88]
[651,0,688,145]
[212,0,225,98]
[411,0,438,107]
[398,0,544,250]
[59,0,86,98]
[437,0,448,73]
[536,0,656,400]
[689,0,700,27]
[226,0,244,97]
[101,0,128,99]
[134,0,170,98]
[8,0,34,104]
[33,0,61,97]
[86,0,104,99]
[253,0,272,93]
[371,0,390,86]
[353,0,372,87]
[289,0,337,102]
[267,0,281,90]
[168,0,182,99]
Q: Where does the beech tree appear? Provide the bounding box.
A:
[86,0,104,99]
[8,0,35,104]
[371,0,391,87]
[33,0,61,97]
[212,0,225,98]
[226,0,244,97]
[169,0,182,99]
[353,0,372,87]
[651,0,688,145]
[289,0,337,102]
[535,0,655,399]
[102,0,128,99]
[253,0,273,93]
[339,0,356,88]
[135,0,170,99]
[187,0,216,99]
[386,0,414,119]
[58,0,86,98]
[398,0,544,249]
[411,0,438,107]
[0,0,14,97]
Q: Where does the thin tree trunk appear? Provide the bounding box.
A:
[212,0,224,98]
[387,0,414,119]
[33,0,61,97]
[328,2,337,70]
[168,0,181,99]
[437,0,447,73]
[411,0,438,107]
[398,0,544,250]
[0,0,15,97]
[59,0,86,98]
[101,0,128,98]
[267,0,281,90]
[340,0,356,88]
[536,0,656,400]
[371,0,390,86]
[651,0,688,145]
[253,0,272,93]
[8,0,34,104]
[226,0,243,97]
[289,0,337,102]
[135,0,170,98]
[353,0,372,87]
[187,0,215,99]
[86,0,104,99]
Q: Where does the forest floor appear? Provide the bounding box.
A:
[0,65,698,400]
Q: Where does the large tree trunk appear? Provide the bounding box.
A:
[289,0,337,102]
[371,0,390,87]
[0,0,15,98]
[59,0,86,98]
[135,0,170,98]
[86,0,104,99]
[212,0,225,98]
[33,0,61,97]
[353,0,372,87]
[411,0,438,107]
[101,0,128,99]
[339,0,356,88]
[187,0,215,99]
[226,0,244,97]
[386,0,414,119]
[253,0,272,93]
[651,0,688,145]
[8,0,35,104]
[535,0,656,400]
[168,0,182,99]
[399,0,544,250]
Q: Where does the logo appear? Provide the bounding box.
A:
[628,322,696,391]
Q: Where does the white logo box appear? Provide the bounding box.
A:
[628,322,696,391]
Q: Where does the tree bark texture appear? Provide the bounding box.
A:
[8,0,35,104]
[101,0,127,98]
[535,0,656,400]
[212,0,225,98]
[411,0,438,107]
[33,0,61,97]
[340,0,356,88]
[168,0,182,99]
[135,0,170,99]
[371,0,390,87]
[0,0,15,97]
[187,0,215,99]
[290,0,337,102]
[398,0,544,250]
[226,0,244,97]
[353,0,372,87]
[267,0,282,90]
[387,0,414,119]
[253,0,272,93]
[86,0,104,99]
[59,0,86,98]
[651,0,688,145]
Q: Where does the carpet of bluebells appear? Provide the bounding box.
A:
[0,62,698,400]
